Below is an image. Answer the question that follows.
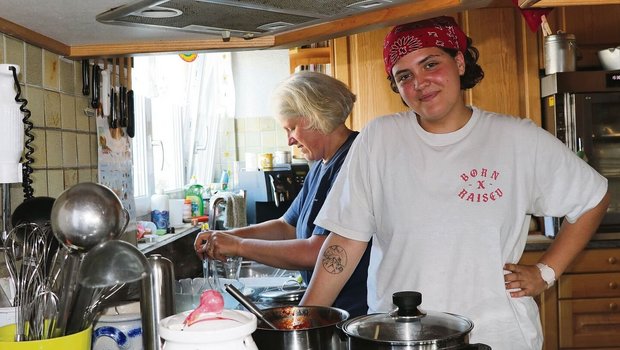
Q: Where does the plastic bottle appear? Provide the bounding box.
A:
[151,189,170,229]
[185,176,204,217]
[183,199,192,223]
[220,170,229,191]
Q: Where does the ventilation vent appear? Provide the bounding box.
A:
[97,0,411,39]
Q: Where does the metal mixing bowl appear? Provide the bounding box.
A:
[598,47,620,70]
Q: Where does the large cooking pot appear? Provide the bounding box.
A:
[340,291,491,350]
[252,305,349,350]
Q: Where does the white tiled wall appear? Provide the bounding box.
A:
[1,34,98,277]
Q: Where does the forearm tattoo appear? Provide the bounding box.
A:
[322,245,347,274]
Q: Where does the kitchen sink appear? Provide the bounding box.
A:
[239,260,299,278]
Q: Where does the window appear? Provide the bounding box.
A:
[131,53,235,217]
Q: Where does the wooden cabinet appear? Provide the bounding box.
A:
[288,46,331,73]
[521,247,620,349]
[329,4,543,132]
[332,28,410,132]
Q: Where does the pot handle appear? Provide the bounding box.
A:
[459,344,492,350]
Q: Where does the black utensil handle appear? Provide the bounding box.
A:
[91,65,100,108]
[81,60,90,96]
[119,86,127,127]
[127,90,135,138]
[109,88,116,129]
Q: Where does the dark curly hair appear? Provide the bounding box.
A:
[387,36,484,94]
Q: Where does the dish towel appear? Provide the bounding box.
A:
[210,191,247,229]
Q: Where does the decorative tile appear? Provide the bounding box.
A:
[259,117,276,131]
[244,132,260,148]
[45,130,62,167]
[60,93,76,130]
[75,96,91,131]
[10,183,25,216]
[31,169,49,197]
[64,169,78,189]
[43,50,59,90]
[47,169,64,198]
[90,134,98,167]
[76,133,91,166]
[235,118,245,133]
[62,131,77,167]
[30,128,47,168]
[44,91,61,127]
[59,58,74,94]
[78,168,92,183]
[24,86,45,127]
[5,36,24,80]
[244,118,260,132]
[260,130,276,148]
[25,44,43,86]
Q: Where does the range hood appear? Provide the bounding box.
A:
[97,0,415,41]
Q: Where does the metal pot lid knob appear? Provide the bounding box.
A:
[392,291,426,318]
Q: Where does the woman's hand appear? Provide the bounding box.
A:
[194,230,241,261]
[503,263,547,298]
[194,230,214,259]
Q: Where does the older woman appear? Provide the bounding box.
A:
[300,16,609,348]
[195,71,371,317]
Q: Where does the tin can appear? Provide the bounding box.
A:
[258,153,273,170]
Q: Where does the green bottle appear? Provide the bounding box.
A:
[185,176,204,217]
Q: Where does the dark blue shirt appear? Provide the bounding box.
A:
[283,131,371,317]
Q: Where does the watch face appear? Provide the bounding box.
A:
[537,263,555,285]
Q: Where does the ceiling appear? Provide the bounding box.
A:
[0,0,219,46]
[0,0,505,58]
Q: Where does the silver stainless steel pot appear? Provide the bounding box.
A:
[340,291,491,350]
[252,305,349,350]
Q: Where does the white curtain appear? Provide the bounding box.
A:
[184,53,235,186]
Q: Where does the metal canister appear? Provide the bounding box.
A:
[140,254,175,350]
[544,33,577,75]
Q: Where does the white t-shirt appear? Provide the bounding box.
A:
[315,107,608,349]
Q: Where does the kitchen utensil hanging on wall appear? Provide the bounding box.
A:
[100,63,111,117]
[81,60,90,96]
[126,59,135,138]
[91,64,100,109]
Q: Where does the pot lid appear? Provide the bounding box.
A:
[342,291,473,343]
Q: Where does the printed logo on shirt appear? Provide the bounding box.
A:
[457,168,503,203]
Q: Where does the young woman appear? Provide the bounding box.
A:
[300,16,610,348]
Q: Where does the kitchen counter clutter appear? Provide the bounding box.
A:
[525,232,620,251]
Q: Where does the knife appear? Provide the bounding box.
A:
[81,60,90,96]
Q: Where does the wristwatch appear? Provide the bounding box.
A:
[536,263,556,289]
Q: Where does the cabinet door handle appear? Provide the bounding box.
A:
[609,281,618,289]
[609,256,617,265]
[609,302,618,311]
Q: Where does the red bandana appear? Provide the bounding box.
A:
[383,16,467,76]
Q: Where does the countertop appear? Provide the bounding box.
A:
[138,224,201,254]
[525,232,620,251]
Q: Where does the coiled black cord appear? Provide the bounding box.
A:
[9,66,34,200]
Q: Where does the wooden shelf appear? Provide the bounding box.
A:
[289,47,331,73]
